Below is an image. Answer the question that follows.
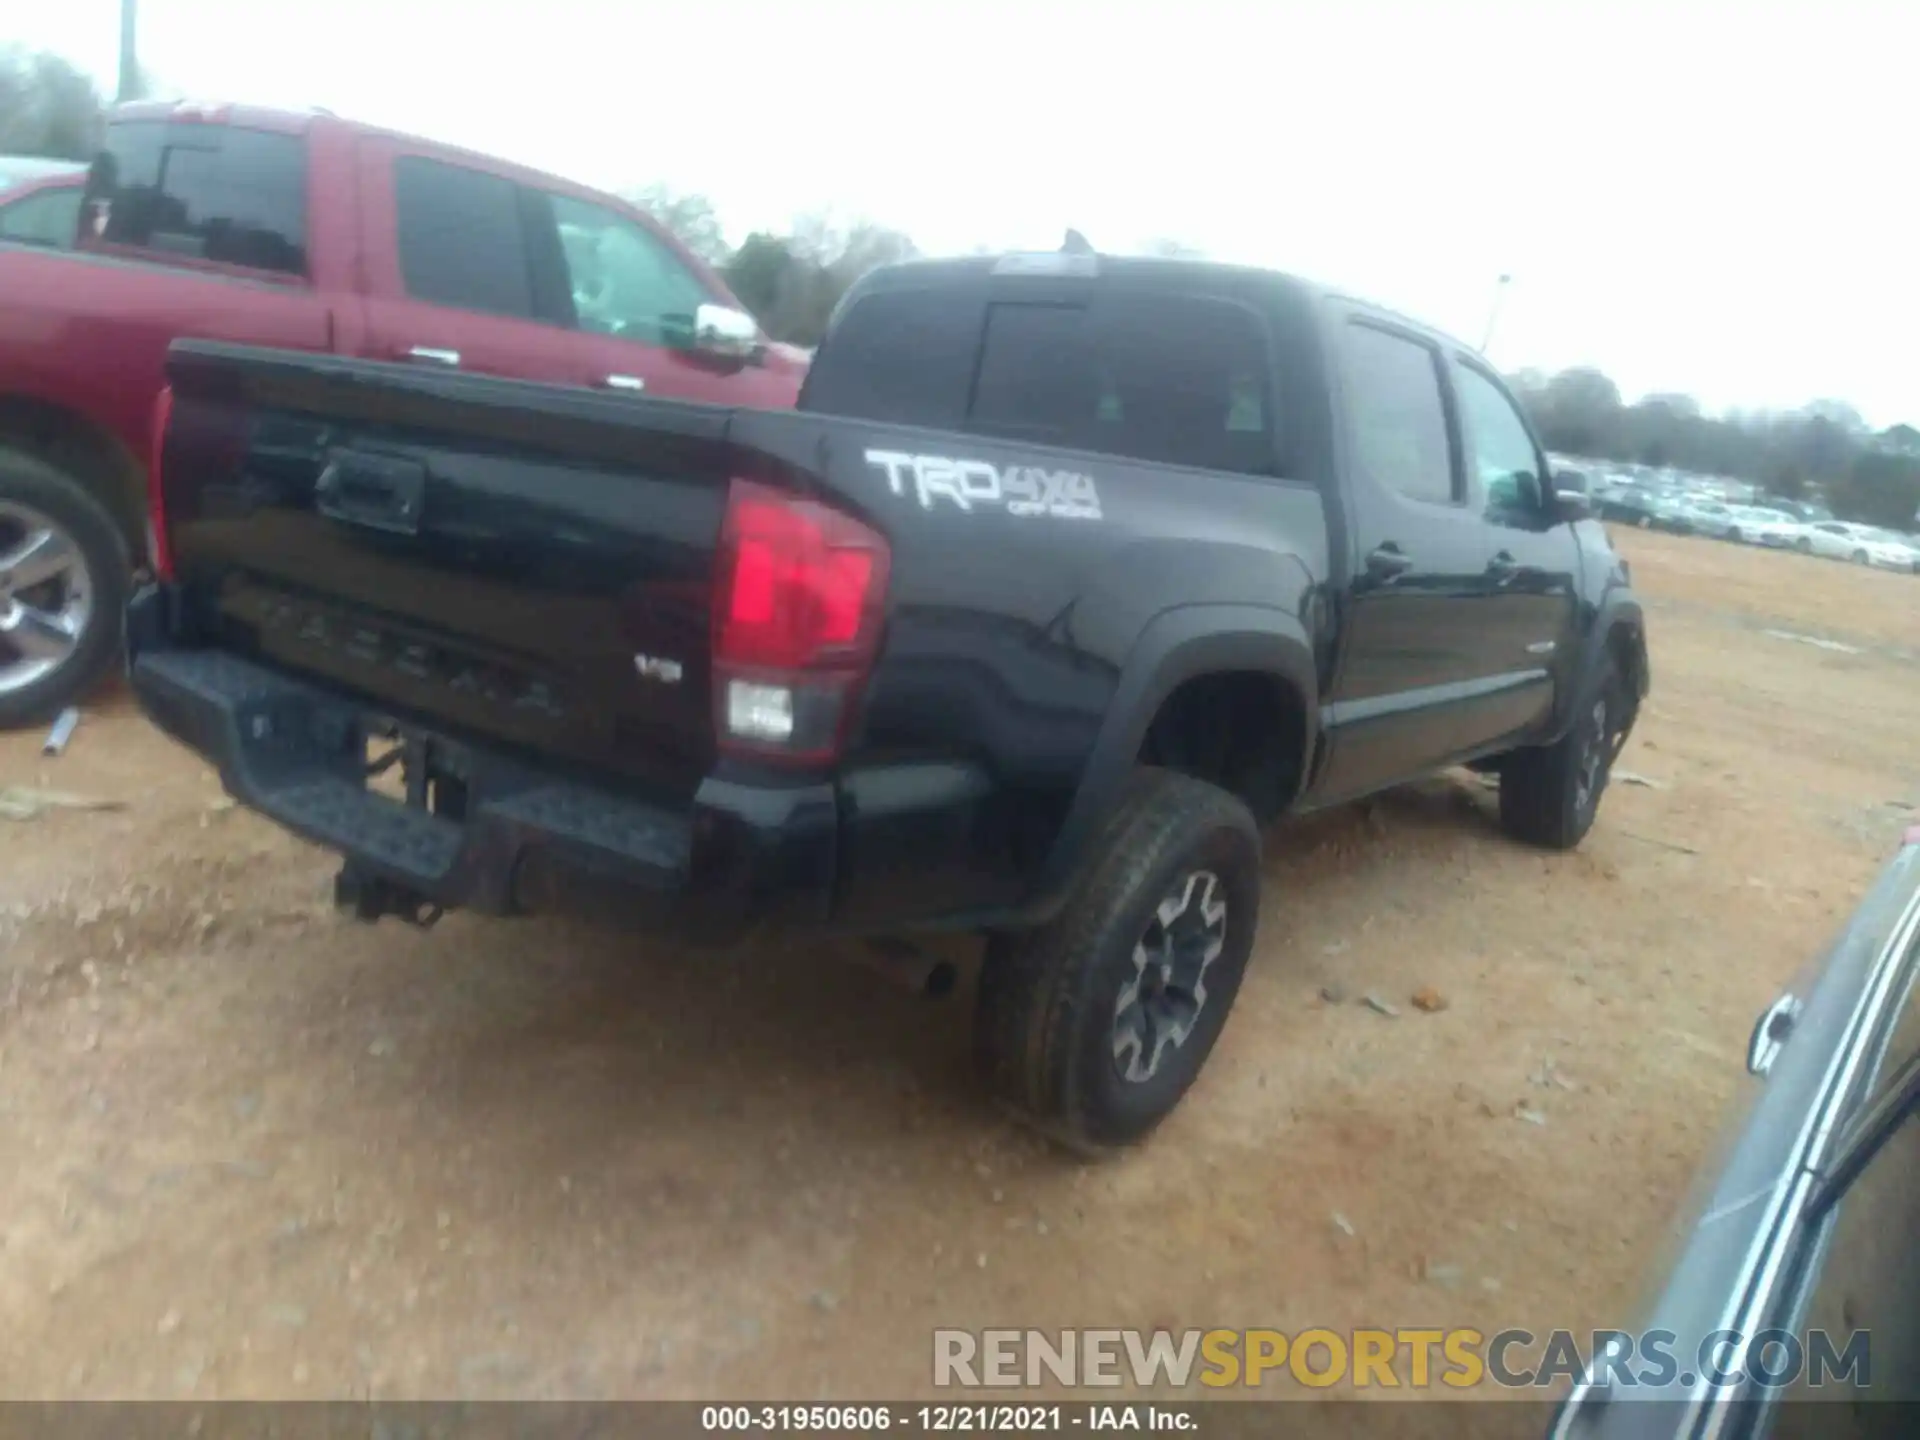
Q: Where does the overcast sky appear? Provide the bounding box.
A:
[13,0,1913,425]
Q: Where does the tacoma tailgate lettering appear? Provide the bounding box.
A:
[865,449,1103,521]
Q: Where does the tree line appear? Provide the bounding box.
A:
[5,45,1914,529]
[1506,366,1920,530]
[631,187,919,351]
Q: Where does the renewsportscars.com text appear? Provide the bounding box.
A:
[932,1327,1871,1391]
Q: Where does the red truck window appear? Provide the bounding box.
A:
[393,157,536,320]
[0,185,83,248]
[549,193,710,348]
[87,121,307,276]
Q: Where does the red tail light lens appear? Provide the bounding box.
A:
[147,385,175,580]
[713,479,889,761]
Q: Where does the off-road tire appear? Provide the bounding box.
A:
[0,448,130,729]
[973,768,1261,1154]
[1498,660,1623,851]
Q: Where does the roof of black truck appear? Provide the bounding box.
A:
[847,252,1475,356]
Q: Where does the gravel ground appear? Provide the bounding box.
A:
[0,527,1914,1407]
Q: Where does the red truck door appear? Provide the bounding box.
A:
[526,186,801,408]
[356,137,800,407]
[354,138,586,385]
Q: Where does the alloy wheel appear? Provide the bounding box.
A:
[1112,870,1229,1084]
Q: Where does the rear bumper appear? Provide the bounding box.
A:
[125,586,1012,944]
[125,592,834,947]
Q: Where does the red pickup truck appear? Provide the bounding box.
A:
[0,101,806,726]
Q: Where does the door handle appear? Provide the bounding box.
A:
[1364,543,1412,580]
[1487,550,1521,584]
[315,449,427,536]
[600,374,646,392]
[403,346,461,367]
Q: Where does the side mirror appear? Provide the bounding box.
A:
[691,303,758,362]
[1553,468,1593,519]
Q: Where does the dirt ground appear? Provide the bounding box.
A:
[0,529,1915,1406]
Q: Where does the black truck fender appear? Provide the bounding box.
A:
[1554,587,1649,741]
[1014,603,1319,925]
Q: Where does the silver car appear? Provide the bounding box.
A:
[1549,826,1920,1435]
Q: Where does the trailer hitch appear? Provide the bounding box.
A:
[334,863,444,929]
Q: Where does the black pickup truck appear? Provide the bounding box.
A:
[127,252,1649,1149]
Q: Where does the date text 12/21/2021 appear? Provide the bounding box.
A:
[700,1404,1199,1432]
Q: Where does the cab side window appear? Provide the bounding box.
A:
[1338,322,1454,504]
[393,156,536,320]
[548,194,710,348]
[1452,362,1546,521]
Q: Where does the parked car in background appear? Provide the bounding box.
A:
[1681,497,1738,537]
[0,101,808,728]
[1547,826,1920,1436]
[1646,490,1700,534]
[1875,529,1920,573]
[1728,505,1809,549]
[0,156,84,249]
[1803,521,1920,571]
[1774,497,1836,524]
[1597,480,1661,527]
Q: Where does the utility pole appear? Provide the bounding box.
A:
[1480,272,1512,353]
[116,0,141,103]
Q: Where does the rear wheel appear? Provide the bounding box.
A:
[973,769,1260,1153]
[1852,549,1869,565]
[1795,537,1812,553]
[1497,661,1623,851]
[1727,527,1743,543]
[0,449,129,728]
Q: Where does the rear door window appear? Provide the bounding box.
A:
[1337,323,1456,505]
[393,156,536,320]
[803,284,1276,476]
[968,294,1274,474]
[800,286,984,432]
[87,121,308,275]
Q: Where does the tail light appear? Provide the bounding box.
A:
[712,479,890,763]
[147,385,175,580]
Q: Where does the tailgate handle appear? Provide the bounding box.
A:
[315,450,428,535]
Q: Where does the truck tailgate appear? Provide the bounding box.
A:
[158,341,735,800]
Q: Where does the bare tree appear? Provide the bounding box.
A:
[0,48,105,160]
[625,185,729,266]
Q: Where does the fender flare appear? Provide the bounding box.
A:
[1563,589,1649,735]
[1021,603,1319,921]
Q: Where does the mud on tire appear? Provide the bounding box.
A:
[973,768,1261,1154]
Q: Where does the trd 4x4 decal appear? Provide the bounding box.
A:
[864,449,1103,521]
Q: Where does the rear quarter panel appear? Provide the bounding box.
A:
[730,407,1331,918]
[0,245,338,518]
